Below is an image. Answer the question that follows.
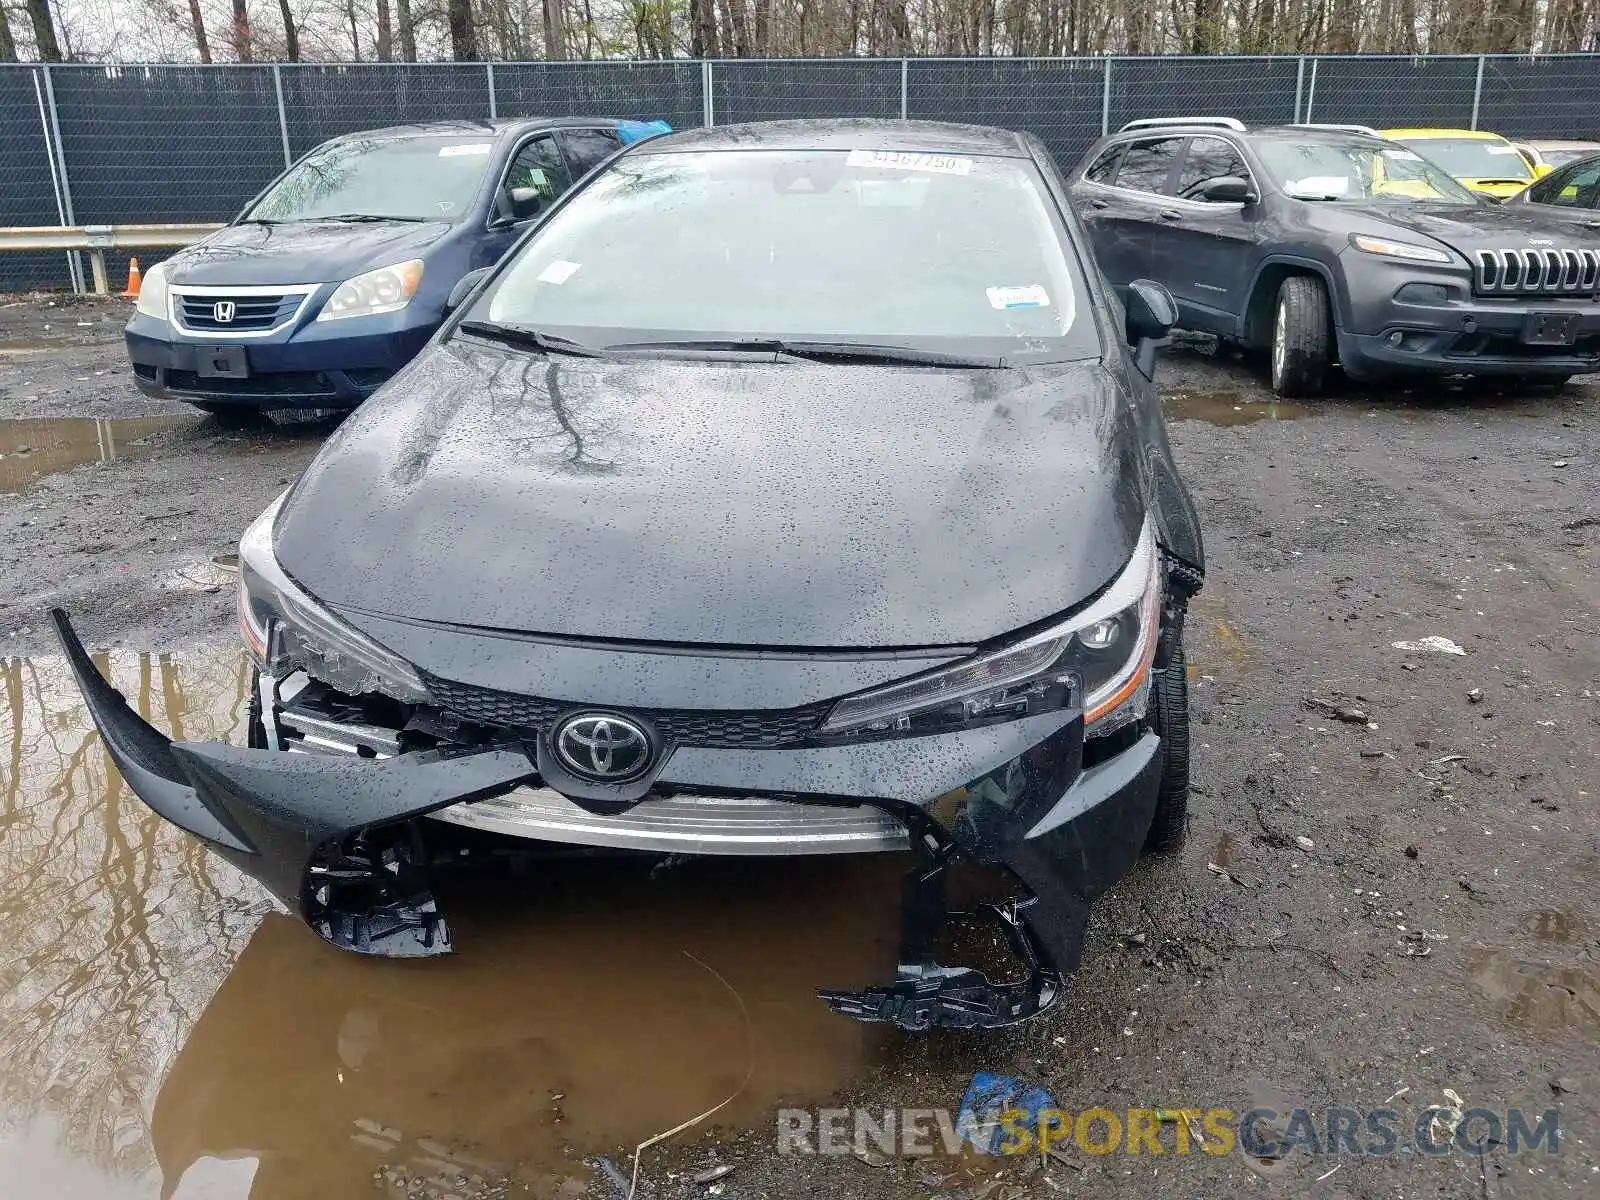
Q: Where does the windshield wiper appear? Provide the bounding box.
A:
[313,213,431,223]
[604,338,1006,368]
[455,320,603,357]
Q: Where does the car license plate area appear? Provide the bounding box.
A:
[1521,312,1579,347]
[196,345,249,379]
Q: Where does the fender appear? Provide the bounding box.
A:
[1239,253,1353,341]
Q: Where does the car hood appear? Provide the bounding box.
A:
[1354,201,1600,254]
[166,219,454,286]
[273,342,1145,648]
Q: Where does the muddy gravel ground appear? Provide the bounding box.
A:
[1,295,1596,1200]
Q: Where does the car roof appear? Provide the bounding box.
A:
[1380,127,1506,141]
[1518,138,1600,149]
[1106,123,1385,146]
[327,117,630,143]
[636,119,1033,158]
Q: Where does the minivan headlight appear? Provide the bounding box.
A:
[134,260,170,320]
[820,521,1162,741]
[316,259,424,321]
[237,494,431,703]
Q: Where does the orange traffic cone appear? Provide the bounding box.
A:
[121,257,142,299]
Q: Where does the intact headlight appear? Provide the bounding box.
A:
[820,521,1162,741]
[1349,234,1454,264]
[315,259,424,322]
[237,493,431,703]
[134,260,170,320]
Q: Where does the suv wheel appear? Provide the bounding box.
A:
[1143,629,1190,854]
[1269,275,1332,398]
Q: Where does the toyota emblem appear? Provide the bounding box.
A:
[212,300,236,324]
[552,713,652,781]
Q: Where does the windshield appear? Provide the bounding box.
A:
[472,148,1094,362]
[1544,147,1600,167]
[1395,137,1533,182]
[1255,139,1480,203]
[245,135,496,223]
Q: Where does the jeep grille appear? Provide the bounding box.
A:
[1473,248,1600,296]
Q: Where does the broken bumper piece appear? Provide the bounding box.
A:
[52,608,1163,1031]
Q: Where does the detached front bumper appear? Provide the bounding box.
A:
[51,608,1164,1031]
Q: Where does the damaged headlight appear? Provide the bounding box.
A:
[237,494,431,703]
[821,521,1161,740]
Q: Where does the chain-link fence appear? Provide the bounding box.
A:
[6,53,1600,291]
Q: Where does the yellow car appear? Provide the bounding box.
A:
[1378,128,1545,199]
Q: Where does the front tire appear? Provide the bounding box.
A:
[1269,275,1332,398]
[1144,630,1190,854]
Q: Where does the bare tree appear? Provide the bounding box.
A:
[24,0,62,59]
[689,0,716,53]
[277,0,298,59]
[447,0,476,57]
[185,0,210,60]
[228,0,251,59]
[376,0,392,56]
[542,0,565,57]
[0,3,19,59]
[396,0,415,58]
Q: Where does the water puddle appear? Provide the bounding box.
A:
[0,415,191,494]
[1468,947,1600,1033]
[1163,390,1313,427]
[0,649,894,1199]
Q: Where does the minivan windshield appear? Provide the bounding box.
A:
[1255,138,1480,203]
[1393,137,1533,182]
[473,148,1095,362]
[245,134,496,223]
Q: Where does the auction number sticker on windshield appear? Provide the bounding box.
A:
[439,143,492,157]
[538,260,581,285]
[1388,149,1424,161]
[987,285,1050,310]
[846,149,973,175]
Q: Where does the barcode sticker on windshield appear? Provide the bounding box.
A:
[1486,144,1521,155]
[987,285,1050,310]
[439,143,492,157]
[846,149,973,175]
[538,260,581,285]
[1390,149,1423,161]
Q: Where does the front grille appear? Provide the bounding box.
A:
[422,672,834,749]
[165,369,335,396]
[175,292,303,332]
[1473,247,1600,296]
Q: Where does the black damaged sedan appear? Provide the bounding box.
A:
[57,120,1205,1032]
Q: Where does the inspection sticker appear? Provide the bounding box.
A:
[538,260,581,285]
[846,149,973,175]
[439,143,492,157]
[987,285,1050,310]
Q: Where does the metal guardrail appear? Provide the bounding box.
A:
[0,222,221,294]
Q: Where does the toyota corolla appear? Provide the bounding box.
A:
[56,119,1205,1032]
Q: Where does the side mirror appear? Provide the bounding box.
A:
[445,266,491,313]
[492,186,544,227]
[1125,279,1177,380]
[1201,176,1257,204]
[1533,163,1554,179]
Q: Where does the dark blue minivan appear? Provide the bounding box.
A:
[128,117,668,415]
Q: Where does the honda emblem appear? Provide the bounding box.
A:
[212,300,236,324]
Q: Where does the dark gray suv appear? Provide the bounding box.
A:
[1070,118,1600,395]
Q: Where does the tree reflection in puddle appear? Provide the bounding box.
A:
[1,648,895,1199]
